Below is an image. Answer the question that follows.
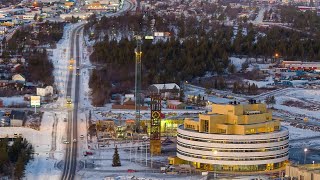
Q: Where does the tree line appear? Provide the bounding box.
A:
[87,10,320,105]
[26,49,54,86]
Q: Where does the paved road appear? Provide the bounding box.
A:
[61,24,83,180]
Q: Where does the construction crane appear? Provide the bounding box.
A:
[134,35,142,133]
[134,13,152,133]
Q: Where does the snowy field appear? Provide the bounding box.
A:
[282,122,320,140]
[274,89,320,120]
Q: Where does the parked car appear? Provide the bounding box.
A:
[127,169,137,173]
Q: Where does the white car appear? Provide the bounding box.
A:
[73,139,77,143]
[63,140,69,144]
[80,135,84,139]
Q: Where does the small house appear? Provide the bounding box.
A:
[12,74,25,84]
[167,100,186,109]
[149,83,180,99]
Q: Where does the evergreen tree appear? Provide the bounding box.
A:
[14,155,25,180]
[265,96,271,108]
[232,82,238,93]
[240,84,245,93]
[214,79,218,89]
[270,95,276,108]
[251,83,258,95]
[179,89,185,102]
[112,146,121,167]
[197,94,201,105]
[241,61,249,71]
[248,83,252,94]
[228,64,236,74]
[218,78,225,89]
[0,138,10,174]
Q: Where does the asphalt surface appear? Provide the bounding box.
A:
[61,24,83,180]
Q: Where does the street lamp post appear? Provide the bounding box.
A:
[304,148,308,164]
[212,149,218,176]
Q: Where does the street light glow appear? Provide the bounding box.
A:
[304,148,308,152]
[213,150,218,155]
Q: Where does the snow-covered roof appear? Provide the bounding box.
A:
[167,100,183,105]
[150,83,180,90]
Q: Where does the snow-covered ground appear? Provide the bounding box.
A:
[274,89,320,120]
[244,76,273,88]
[282,122,320,140]
[230,57,246,72]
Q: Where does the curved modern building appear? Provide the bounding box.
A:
[172,102,289,172]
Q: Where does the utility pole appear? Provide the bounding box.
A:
[145,141,148,166]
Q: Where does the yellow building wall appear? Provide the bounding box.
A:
[243,103,267,113]
[184,118,199,131]
[183,103,280,135]
[242,113,270,124]
[212,104,244,116]
[168,156,187,165]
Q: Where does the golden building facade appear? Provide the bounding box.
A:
[175,102,289,172]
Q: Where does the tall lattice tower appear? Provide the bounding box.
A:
[134,36,142,132]
[150,95,161,155]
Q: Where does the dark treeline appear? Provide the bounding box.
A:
[0,138,34,179]
[279,6,320,33]
[27,49,54,86]
[88,10,320,105]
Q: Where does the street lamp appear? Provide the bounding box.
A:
[212,149,218,173]
[213,149,218,155]
[304,148,308,164]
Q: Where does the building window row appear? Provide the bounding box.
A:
[177,141,289,153]
[177,149,288,161]
[177,133,289,144]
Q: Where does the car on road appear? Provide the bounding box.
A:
[73,139,77,143]
[63,140,69,144]
[66,96,72,104]
[127,169,137,173]
[84,151,93,156]
[69,64,73,70]
[80,135,84,139]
